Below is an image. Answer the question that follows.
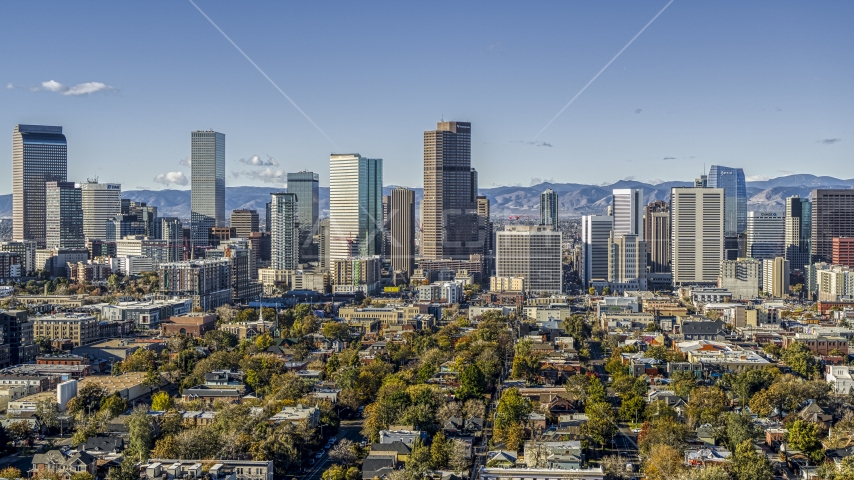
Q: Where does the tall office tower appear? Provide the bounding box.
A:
[160,217,184,262]
[582,215,613,288]
[762,257,790,298]
[670,187,725,285]
[608,232,647,290]
[45,182,84,249]
[422,121,480,260]
[382,195,391,258]
[389,187,415,278]
[811,190,854,263]
[612,188,643,237]
[317,218,330,272]
[265,202,271,233]
[78,180,121,241]
[719,258,761,300]
[328,154,382,261]
[477,195,494,273]
[785,196,812,271]
[707,165,747,260]
[190,130,225,250]
[496,225,562,294]
[122,200,159,238]
[745,212,785,260]
[833,238,854,268]
[287,171,320,262]
[540,188,559,228]
[230,209,259,238]
[270,193,299,271]
[644,200,671,273]
[12,125,68,247]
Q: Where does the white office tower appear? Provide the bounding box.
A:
[328,154,383,261]
[746,212,785,260]
[495,225,562,294]
[670,187,725,285]
[608,232,647,291]
[762,257,790,298]
[582,215,613,288]
[784,196,811,271]
[78,180,121,241]
[190,130,225,249]
[612,188,643,237]
[718,258,761,300]
[270,193,299,271]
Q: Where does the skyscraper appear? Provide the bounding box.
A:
[287,171,319,262]
[389,187,415,278]
[329,154,383,261]
[422,121,480,260]
[644,200,671,273]
[160,217,184,262]
[612,188,643,237]
[270,193,299,271]
[496,225,562,294]
[190,130,225,250]
[811,189,854,263]
[707,165,747,260]
[45,181,84,249]
[746,211,785,260]
[78,180,121,241]
[670,186,724,285]
[12,124,68,247]
[230,209,259,238]
[540,188,559,228]
[582,215,613,288]
[785,196,812,271]
[762,257,790,298]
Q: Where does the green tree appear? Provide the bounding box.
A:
[66,383,106,415]
[563,314,592,346]
[322,321,351,341]
[151,391,174,411]
[431,431,451,468]
[106,458,141,480]
[405,438,432,480]
[637,416,690,457]
[494,388,533,449]
[70,473,96,480]
[685,386,727,428]
[35,398,61,430]
[782,341,821,379]
[722,411,760,451]
[456,364,486,401]
[254,332,274,350]
[619,395,646,423]
[787,418,824,464]
[0,467,22,479]
[731,439,773,480]
[100,395,128,418]
[125,407,154,463]
[510,338,542,381]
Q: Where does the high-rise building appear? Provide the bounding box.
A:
[746,211,785,260]
[269,192,299,271]
[811,189,854,263]
[762,257,790,298]
[0,241,37,275]
[122,200,159,238]
[287,171,320,262]
[495,225,562,294]
[230,209,259,239]
[0,310,38,365]
[644,200,671,273]
[190,130,225,250]
[613,189,643,237]
[160,217,184,262]
[422,121,480,260]
[608,232,646,291]
[317,218,330,272]
[78,180,121,241]
[581,215,613,288]
[382,194,391,258]
[329,154,382,261]
[540,188,559,228]
[718,258,761,300]
[331,257,382,294]
[389,187,415,278]
[670,187,725,285]
[45,181,84,249]
[785,196,812,271]
[477,195,494,274]
[158,258,232,311]
[833,237,854,268]
[12,125,68,247]
[707,165,747,260]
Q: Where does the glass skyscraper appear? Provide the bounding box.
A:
[45,181,84,249]
[328,154,383,261]
[270,192,299,270]
[707,165,747,260]
[540,188,559,228]
[286,171,319,263]
[190,130,225,250]
[12,124,68,247]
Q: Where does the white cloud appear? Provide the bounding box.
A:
[238,154,278,167]
[746,175,771,182]
[179,156,191,167]
[36,79,116,96]
[6,83,13,89]
[153,171,189,186]
[232,167,285,184]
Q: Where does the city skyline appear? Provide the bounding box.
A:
[1,1,852,194]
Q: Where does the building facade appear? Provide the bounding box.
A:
[78,180,121,241]
[230,209,259,239]
[496,225,562,294]
[158,259,232,311]
[785,196,812,271]
[612,188,643,237]
[833,237,854,267]
[45,182,84,249]
[540,188,559,228]
[13,125,68,247]
[329,154,383,261]
[707,165,747,260]
[746,211,785,260]
[389,187,415,278]
[644,200,670,273]
[190,130,226,249]
[812,190,854,263]
[762,257,790,298]
[270,193,299,271]
[582,215,613,288]
[670,187,725,285]
[287,171,320,263]
[718,258,760,300]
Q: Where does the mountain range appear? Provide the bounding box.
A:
[0,174,852,221]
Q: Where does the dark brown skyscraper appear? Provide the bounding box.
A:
[644,200,670,273]
[422,121,479,260]
[389,188,415,277]
[812,189,854,262]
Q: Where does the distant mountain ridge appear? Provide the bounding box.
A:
[0,174,852,221]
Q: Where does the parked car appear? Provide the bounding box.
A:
[315,452,324,459]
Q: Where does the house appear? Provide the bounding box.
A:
[143,459,273,480]
[485,450,518,468]
[31,450,97,479]
[766,427,786,449]
[798,402,833,427]
[524,441,584,469]
[480,466,604,480]
[268,404,321,428]
[362,456,397,480]
[369,441,412,462]
[379,429,427,446]
[685,447,732,466]
[181,385,243,405]
[681,320,727,341]
[79,435,124,456]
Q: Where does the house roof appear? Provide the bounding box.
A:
[682,320,725,335]
[371,441,411,455]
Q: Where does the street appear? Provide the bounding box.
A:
[299,421,366,480]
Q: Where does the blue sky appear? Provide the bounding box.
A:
[1,1,852,193]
